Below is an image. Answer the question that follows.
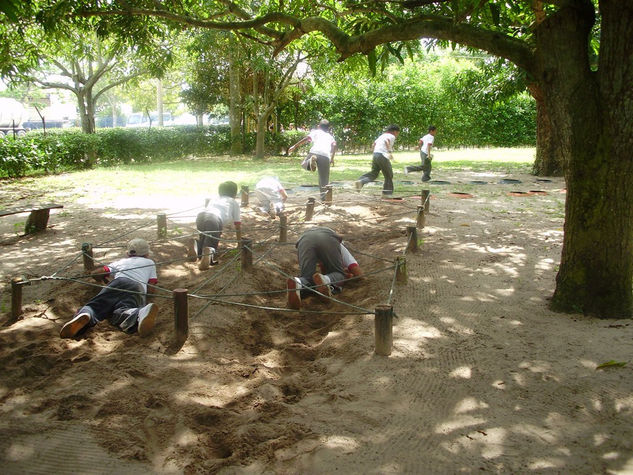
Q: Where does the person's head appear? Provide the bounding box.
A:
[318,119,330,132]
[218,181,238,199]
[127,238,150,257]
[428,125,437,135]
[385,124,400,136]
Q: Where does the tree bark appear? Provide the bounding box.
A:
[77,89,96,134]
[528,83,564,176]
[228,33,242,155]
[542,1,633,317]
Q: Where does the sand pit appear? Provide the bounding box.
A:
[1,171,633,474]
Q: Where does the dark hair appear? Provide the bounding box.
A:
[318,119,330,131]
[428,125,437,132]
[385,124,400,132]
[218,181,238,198]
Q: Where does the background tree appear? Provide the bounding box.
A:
[0,6,171,133]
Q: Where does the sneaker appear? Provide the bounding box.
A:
[210,248,218,265]
[422,175,431,182]
[403,166,409,175]
[355,180,363,192]
[60,312,91,338]
[309,155,317,171]
[287,277,302,309]
[137,303,158,337]
[312,273,332,300]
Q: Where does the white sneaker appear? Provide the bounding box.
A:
[403,166,409,175]
[355,180,363,192]
[210,248,218,265]
[138,303,158,337]
[60,312,91,338]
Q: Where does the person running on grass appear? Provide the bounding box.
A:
[405,125,436,182]
[287,119,337,202]
[355,124,400,196]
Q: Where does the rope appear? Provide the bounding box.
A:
[188,295,372,315]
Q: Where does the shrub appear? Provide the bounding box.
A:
[0,126,234,178]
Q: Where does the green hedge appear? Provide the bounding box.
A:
[0,126,234,178]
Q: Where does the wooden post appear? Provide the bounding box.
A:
[198,247,211,270]
[157,213,167,239]
[305,197,315,221]
[396,256,407,284]
[406,226,418,253]
[241,238,253,271]
[374,304,394,356]
[416,205,426,229]
[25,209,51,234]
[421,189,430,212]
[241,186,249,206]
[279,214,288,243]
[324,185,333,206]
[82,242,94,271]
[11,277,24,320]
[173,288,189,344]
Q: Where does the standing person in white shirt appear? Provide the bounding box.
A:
[195,181,242,266]
[355,124,400,196]
[59,238,159,338]
[287,119,337,201]
[405,125,436,182]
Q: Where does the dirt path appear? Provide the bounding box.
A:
[1,171,633,474]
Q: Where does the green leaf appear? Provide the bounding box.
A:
[367,50,377,76]
[596,360,627,370]
[0,0,20,22]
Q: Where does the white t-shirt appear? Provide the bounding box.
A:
[107,256,157,293]
[209,196,241,225]
[373,132,396,157]
[308,129,336,158]
[420,133,435,155]
[255,176,284,193]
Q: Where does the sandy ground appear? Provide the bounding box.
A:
[1,170,633,474]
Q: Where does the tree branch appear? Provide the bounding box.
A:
[77,7,536,75]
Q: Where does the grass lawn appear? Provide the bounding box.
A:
[0,147,536,206]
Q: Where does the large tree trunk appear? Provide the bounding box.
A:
[528,83,564,176]
[544,1,633,317]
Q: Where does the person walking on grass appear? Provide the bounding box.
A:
[286,227,361,310]
[405,125,436,182]
[287,119,337,202]
[60,238,159,339]
[355,124,400,196]
[195,181,242,268]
